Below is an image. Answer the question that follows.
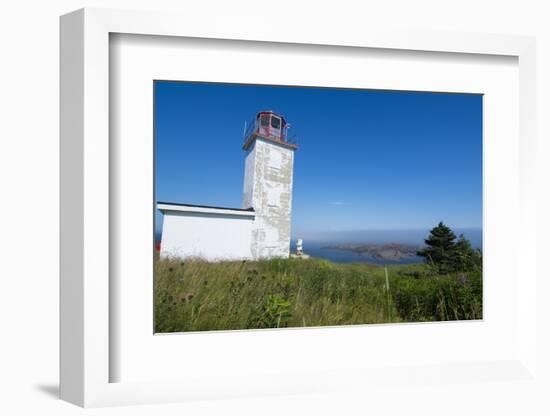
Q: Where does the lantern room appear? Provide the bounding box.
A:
[256,111,287,141]
[243,110,297,150]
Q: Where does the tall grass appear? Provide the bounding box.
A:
[154,256,482,333]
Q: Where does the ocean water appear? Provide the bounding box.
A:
[290,228,482,265]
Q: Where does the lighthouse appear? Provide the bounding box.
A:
[158,110,297,261]
[242,111,298,259]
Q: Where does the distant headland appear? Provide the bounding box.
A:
[322,243,420,261]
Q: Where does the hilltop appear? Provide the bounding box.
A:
[322,243,420,261]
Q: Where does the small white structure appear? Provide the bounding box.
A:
[158,110,297,261]
[290,238,310,259]
[296,238,304,256]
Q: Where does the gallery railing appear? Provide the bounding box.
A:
[242,118,298,146]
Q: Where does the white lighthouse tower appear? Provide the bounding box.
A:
[242,111,298,259]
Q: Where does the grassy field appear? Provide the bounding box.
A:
[154,255,482,333]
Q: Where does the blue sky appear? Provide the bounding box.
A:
[155,81,482,239]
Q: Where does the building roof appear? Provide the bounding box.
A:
[157,201,255,217]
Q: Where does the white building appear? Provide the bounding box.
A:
[158,110,297,261]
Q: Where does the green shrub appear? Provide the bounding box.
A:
[254,294,292,328]
[391,271,482,321]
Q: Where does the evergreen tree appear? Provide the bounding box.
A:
[453,234,475,272]
[452,234,480,272]
[417,222,457,273]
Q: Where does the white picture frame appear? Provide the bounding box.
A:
[60,8,538,408]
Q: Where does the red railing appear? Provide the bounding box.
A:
[243,117,297,146]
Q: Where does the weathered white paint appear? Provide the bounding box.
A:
[159,207,255,261]
[242,137,296,259]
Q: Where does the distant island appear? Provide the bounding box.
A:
[322,243,420,261]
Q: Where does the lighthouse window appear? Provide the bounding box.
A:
[271,116,281,130]
[260,114,269,127]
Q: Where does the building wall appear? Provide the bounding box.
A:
[243,137,295,259]
[160,211,255,261]
[242,143,256,210]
